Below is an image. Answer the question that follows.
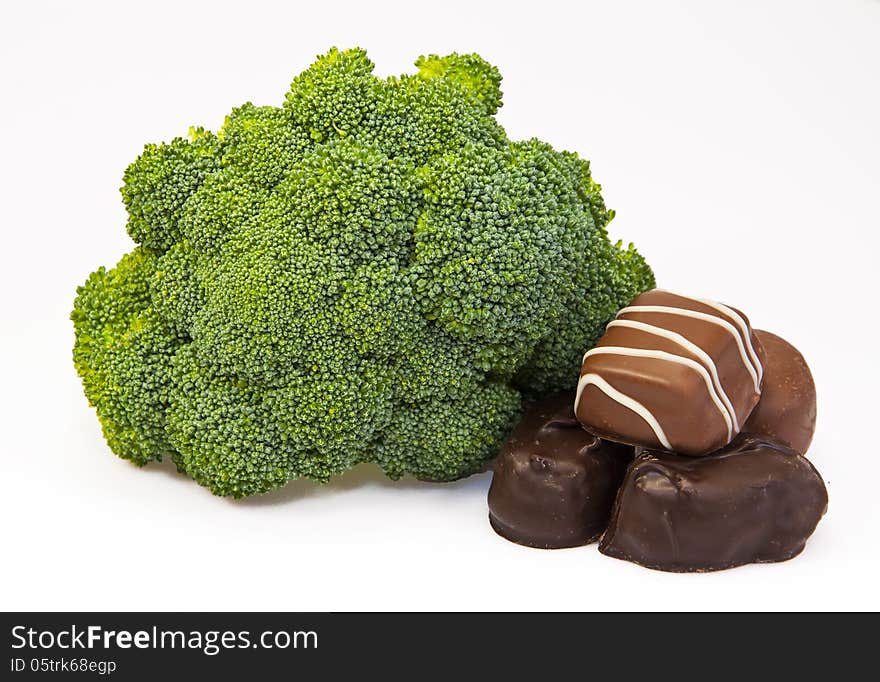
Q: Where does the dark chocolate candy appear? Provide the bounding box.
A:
[743,330,816,454]
[599,433,827,572]
[488,392,632,549]
[575,289,766,456]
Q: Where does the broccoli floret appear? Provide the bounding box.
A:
[516,239,654,397]
[179,168,267,258]
[278,137,420,263]
[375,379,521,481]
[285,47,378,143]
[71,248,186,464]
[150,241,204,336]
[121,128,220,252]
[218,103,311,187]
[72,47,655,497]
[165,347,397,496]
[415,52,503,114]
[410,139,612,376]
[366,72,506,166]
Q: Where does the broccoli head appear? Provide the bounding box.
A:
[72,47,654,497]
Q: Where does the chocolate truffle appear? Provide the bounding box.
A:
[488,392,632,549]
[575,289,765,456]
[743,330,816,454]
[599,434,828,572]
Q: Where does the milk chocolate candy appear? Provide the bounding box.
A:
[599,434,828,572]
[743,330,816,454]
[575,289,765,456]
[488,392,632,549]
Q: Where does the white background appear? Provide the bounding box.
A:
[2,0,878,611]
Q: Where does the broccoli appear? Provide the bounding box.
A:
[72,48,655,498]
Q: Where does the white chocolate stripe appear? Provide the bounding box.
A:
[574,373,672,450]
[689,299,763,383]
[582,346,733,440]
[617,305,760,392]
[603,319,741,432]
[652,290,763,383]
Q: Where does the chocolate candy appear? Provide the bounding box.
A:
[599,434,828,572]
[488,392,632,549]
[575,289,765,456]
[743,330,816,454]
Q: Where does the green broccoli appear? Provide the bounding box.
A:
[72,47,654,498]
